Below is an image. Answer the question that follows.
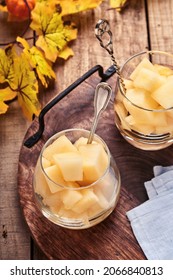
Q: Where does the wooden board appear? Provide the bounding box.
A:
[18,73,173,260]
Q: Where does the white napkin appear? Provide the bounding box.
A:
[126,166,173,260]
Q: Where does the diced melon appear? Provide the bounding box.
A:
[61,189,83,210]
[124,79,134,89]
[125,115,155,134]
[87,203,103,217]
[94,189,109,209]
[43,192,62,208]
[73,189,99,214]
[44,165,66,193]
[42,157,51,168]
[133,68,166,92]
[94,171,117,201]
[154,64,173,76]
[65,181,81,188]
[130,57,158,80]
[78,143,109,183]
[53,152,83,181]
[74,137,96,148]
[43,135,77,163]
[125,88,158,109]
[123,96,167,127]
[151,79,173,108]
[34,161,51,198]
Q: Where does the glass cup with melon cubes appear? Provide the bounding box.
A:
[33,128,121,229]
[114,50,173,150]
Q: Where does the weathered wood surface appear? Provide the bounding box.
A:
[1,0,173,259]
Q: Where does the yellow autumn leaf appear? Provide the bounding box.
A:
[110,0,128,11]
[58,46,74,60]
[0,5,7,12]
[17,37,56,87]
[0,47,14,84]
[30,2,77,62]
[8,53,41,120]
[55,0,103,16]
[0,87,16,114]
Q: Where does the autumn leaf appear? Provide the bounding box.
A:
[16,37,56,87]
[55,0,103,16]
[0,87,16,114]
[30,2,77,62]
[8,53,41,120]
[58,46,74,60]
[110,0,128,11]
[0,47,14,84]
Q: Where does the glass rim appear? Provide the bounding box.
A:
[40,128,112,190]
[118,50,173,112]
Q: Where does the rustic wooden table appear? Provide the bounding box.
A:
[1,0,173,260]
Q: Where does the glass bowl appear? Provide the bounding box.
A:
[33,128,121,229]
[114,50,173,150]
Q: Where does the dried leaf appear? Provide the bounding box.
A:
[9,53,41,120]
[110,0,128,11]
[56,0,103,16]
[0,47,14,84]
[17,37,56,87]
[0,87,16,114]
[30,2,77,62]
[58,46,74,60]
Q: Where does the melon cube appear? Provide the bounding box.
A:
[78,143,109,183]
[53,152,83,181]
[73,189,99,214]
[130,57,158,80]
[44,165,66,193]
[74,137,96,148]
[61,189,83,210]
[125,115,155,134]
[43,135,77,163]
[154,64,173,76]
[125,88,158,109]
[133,68,165,92]
[34,161,51,198]
[151,79,173,108]
[42,157,51,168]
[43,192,62,208]
[124,79,134,90]
[123,97,167,126]
[94,189,109,209]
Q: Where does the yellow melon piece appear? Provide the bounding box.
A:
[61,189,83,210]
[151,79,173,108]
[125,115,155,134]
[125,88,158,109]
[87,203,103,217]
[133,68,165,92]
[130,57,158,80]
[42,157,51,168]
[94,189,109,209]
[124,79,134,90]
[34,162,51,198]
[53,152,83,181]
[78,143,108,183]
[74,137,97,148]
[43,135,77,163]
[44,165,66,193]
[123,96,167,127]
[43,192,62,208]
[73,189,99,214]
[154,64,173,76]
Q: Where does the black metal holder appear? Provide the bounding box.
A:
[24,64,116,148]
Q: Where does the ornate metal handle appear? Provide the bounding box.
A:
[95,19,126,91]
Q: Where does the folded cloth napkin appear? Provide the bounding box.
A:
[126,165,173,260]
